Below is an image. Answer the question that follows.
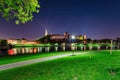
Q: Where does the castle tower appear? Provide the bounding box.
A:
[45,29,48,36]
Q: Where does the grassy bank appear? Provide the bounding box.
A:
[0,50,120,80]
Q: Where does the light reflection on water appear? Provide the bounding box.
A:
[8,47,43,55]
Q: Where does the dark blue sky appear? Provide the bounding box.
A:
[0,0,120,40]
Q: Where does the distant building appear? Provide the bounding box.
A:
[7,39,21,45]
[50,34,66,43]
[38,30,70,43]
[7,38,37,45]
[76,35,84,40]
[27,41,37,44]
[38,29,87,43]
[75,34,87,44]
[21,38,27,44]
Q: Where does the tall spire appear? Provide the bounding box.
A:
[45,29,48,36]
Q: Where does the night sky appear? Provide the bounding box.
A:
[0,0,120,40]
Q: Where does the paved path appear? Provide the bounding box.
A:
[0,52,87,71]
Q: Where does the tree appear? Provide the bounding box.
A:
[93,39,98,44]
[0,40,8,45]
[100,39,111,43]
[0,0,40,24]
[86,38,92,43]
[37,35,51,43]
[21,38,26,40]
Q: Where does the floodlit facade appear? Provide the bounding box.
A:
[7,39,37,45]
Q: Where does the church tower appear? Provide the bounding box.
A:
[45,29,48,36]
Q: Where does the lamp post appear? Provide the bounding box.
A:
[110,39,113,55]
[71,35,75,56]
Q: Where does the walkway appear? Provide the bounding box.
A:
[0,52,87,71]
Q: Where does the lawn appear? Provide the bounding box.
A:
[0,51,74,65]
[0,50,120,80]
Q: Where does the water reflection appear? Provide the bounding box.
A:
[22,48,25,54]
[8,49,14,55]
[38,47,42,52]
[13,49,17,54]
[8,47,43,55]
[25,48,29,53]
[33,48,37,53]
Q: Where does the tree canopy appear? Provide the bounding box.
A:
[0,0,40,24]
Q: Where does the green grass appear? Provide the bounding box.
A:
[0,51,73,65]
[0,50,120,80]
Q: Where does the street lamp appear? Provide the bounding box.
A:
[71,35,75,56]
[110,39,113,55]
[71,35,75,40]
